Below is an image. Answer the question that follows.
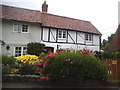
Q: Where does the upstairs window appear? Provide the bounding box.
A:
[14,24,21,32]
[22,25,29,32]
[85,33,93,41]
[58,30,67,39]
[13,24,29,33]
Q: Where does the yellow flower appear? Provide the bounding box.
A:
[16,54,39,64]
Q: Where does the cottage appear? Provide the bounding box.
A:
[1,2,101,57]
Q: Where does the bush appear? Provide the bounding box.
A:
[96,52,120,60]
[27,42,45,56]
[2,55,16,66]
[2,64,12,74]
[18,63,36,75]
[41,50,108,81]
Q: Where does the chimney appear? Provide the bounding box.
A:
[42,1,48,13]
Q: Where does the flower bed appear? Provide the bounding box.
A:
[2,49,108,85]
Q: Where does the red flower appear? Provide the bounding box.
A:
[43,64,47,68]
[66,59,70,61]
[83,48,88,52]
[28,59,30,61]
[40,76,49,80]
[48,50,52,53]
[82,50,89,54]
[19,61,23,64]
[36,62,42,65]
[108,63,111,67]
[40,61,44,63]
[47,53,56,57]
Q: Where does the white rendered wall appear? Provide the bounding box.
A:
[2,20,41,55]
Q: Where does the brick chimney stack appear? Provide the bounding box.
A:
[42,1,48,13]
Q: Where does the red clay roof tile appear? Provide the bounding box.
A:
[1,5,101,35]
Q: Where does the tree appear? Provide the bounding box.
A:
[27,42,45,56]
[101,34,115,51]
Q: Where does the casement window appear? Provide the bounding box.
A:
[22,25,29,32]
[58,30,67,39]
[14,46,27,57]
[13,24,29,33]
[85,33,93,41]
[14,24,21,32]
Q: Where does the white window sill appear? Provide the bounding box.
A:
[12,32,29,33]
[58,38,66,40]
[85,41,93,43]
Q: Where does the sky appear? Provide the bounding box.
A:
[1,0,120,41]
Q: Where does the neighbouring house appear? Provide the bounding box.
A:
[106,24,120,52]
[1,2,102,57]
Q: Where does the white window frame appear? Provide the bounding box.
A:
[85,33,93,41]
[21,24,29,33]
[13,24,29,33]
[14,46,27,57]
[58,30,67,39]
[13,24,21,32]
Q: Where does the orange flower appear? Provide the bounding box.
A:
[40,76,49,80]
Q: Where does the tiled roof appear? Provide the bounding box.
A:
[107,25,120,52]
[1,5,101,35]
[1,5,42,23]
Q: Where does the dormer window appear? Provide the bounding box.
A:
[85,33,93,41]
[13,24,29,33]
[58,30,66,39]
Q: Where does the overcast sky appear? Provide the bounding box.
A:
[1,0,120,41]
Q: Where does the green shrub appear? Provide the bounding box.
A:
[96,52,120,60]
[42,50,108,81]
[27,42,45,56]
[18,63,36,75]
[2,55,16,66]
[2,64,12,74]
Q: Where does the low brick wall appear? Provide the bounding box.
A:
[2,74,112,87]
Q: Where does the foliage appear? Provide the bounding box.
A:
[27,42,45,56]
[18,63,36,75]
[10,68,19,74]
[101,33,115,51]
[41,49,108,81]
[2,55,17,74]
[3,49,108,80]
[96,52,120,60]
[2,55,16,66]
[2,64,12,74]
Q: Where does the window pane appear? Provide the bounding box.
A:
[23,47,27,55]
[89,34,92,41]
[85,34,88,40]
[63,31,66,38]
[58,30,62,38]
[15,47,21,57]
[22,25,28,32]
[14,24,21,32]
